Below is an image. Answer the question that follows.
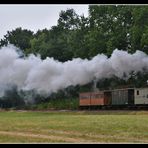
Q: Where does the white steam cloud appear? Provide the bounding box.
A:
[0,45,148,96]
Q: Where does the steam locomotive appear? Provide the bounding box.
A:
[79,88,148,110]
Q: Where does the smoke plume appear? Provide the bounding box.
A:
[0,45,148,97]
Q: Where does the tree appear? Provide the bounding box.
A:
[130,6,148,53]
[0,86,25,108]
[58,9,80,30]
[27,9,80,61]
[27,30,51,59]
[88,5,134,56]
[0,27,34,51]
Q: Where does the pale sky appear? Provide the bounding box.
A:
[0,4,89,39]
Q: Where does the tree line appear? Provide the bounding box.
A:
[1,5,148,60]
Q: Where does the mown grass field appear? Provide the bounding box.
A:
[0,110,148,143]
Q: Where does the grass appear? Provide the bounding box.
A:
[0,110,147,143]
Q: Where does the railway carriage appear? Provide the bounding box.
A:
[79,88,148,109]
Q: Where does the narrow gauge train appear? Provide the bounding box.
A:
[79,88,148,110]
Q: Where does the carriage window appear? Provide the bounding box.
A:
[137,90,139,95]
[92,95,97,99]
[80,96,90,99]
[93,94,103,98]
[147,95,148,98]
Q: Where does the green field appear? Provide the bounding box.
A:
[0,110,148,143]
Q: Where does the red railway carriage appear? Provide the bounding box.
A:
[79,91,111,107]
[79,92,91,106]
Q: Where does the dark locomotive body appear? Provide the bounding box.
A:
[79,88,148,110]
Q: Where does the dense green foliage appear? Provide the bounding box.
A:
[1,5,148,108]
[0,86,25,108]
[24,98,79,110]
[2,6,148,60]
